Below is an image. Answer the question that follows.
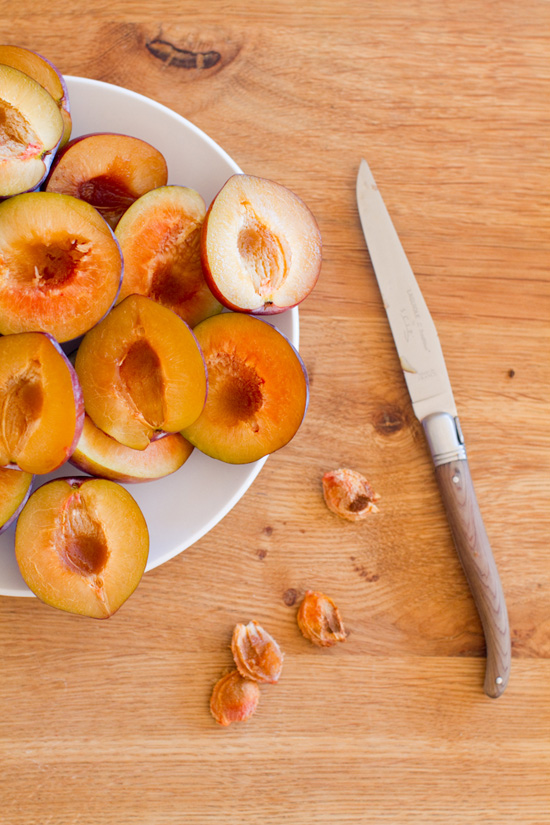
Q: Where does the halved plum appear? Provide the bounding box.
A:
[0,191,123,342]
[181,313,309,463]
[201,174,322,314]
[15,476,149,618]
[0,331,84,474]
[70,414,194,483]
[115,185,223,327]
[0,466,33,535]
[0,63,64,198]
[75,294,207,450]
[0,44,71,147]
[45,132,168,228]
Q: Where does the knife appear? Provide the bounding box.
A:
[356,158,511,698]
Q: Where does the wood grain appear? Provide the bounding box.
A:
[0,0,549,822]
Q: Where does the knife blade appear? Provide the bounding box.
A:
[356,158,511,698]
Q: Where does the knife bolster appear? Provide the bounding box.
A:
[422,412,467,467]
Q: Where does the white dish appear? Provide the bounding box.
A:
[0,76,298,598]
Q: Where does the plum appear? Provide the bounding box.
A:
[75,294,207,450]
[15,476,149,618]
[0,467,33,535]
[181,313,309,463]
[0,44,71,147]
[70,414,194,483]
[0,63,64,198]
[0,191,123,343]
[0,331,84,474]
[115,185,223,327]
[45,132,169,228]
[201,174,322,314]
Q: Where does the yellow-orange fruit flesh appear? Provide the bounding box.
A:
[15,478,149,618]
[115,185,222,327]
[0,332,83,474]
[75,294,207,450]
[0,192,123,342]
[182,313,308,464]
[0,45,72,147]
[0,64,64,197]
[0,467,33,531]
[201,174,322,313]
[45,133,168,227]
[71,414,193,482]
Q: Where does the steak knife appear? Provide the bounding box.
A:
[356,158,511,698]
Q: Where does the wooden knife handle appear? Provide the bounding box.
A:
[434,458,511,698]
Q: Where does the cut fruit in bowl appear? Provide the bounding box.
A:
[0,467,33,535]
[182,313,309,464]
[75,294,207,450]
[0,331,84,475]
[45,132,168,228]
[70,414,194,483]
[201,174,322,314]
[0,44,72,147]
[0,76,300,599]
[15,476,149,618]
[0,63,64,198]
[115,185,223,327]
[0,191,123,342]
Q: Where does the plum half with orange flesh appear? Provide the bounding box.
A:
[0,44,72,147]
[181,313,309,464]
[0,467,33,535]
[70,414,193,483]
[115,185,223,327]
[0,191,123,343]
[0,331,84,474]
[75,294,207,451]
[45,132,168,228]
[15,477,149,618]
[0,63,64,198]
[201,174,322,314]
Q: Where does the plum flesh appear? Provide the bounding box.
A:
[115,185,222,327]
[182,313,309,463]
[45,132,168,228]
[0,63,64,198]
[0,44,71,147]
[0,466,33,535]
[0,331,84,474]
[201,174,322,314]
[15,477,149,618]
[70,414,193,483]
[75,294,207,450]
[0,191,123,342]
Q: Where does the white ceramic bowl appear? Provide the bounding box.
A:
[0,76,299,597]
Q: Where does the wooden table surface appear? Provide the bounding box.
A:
[1,1,549,822]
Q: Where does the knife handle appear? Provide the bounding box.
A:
[434,458,511,698]
[423,413,511,698]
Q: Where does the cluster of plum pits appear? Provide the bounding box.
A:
[211,593,346,727]
[0,46,322,619]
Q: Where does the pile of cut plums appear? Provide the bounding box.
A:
[0,46,322,618]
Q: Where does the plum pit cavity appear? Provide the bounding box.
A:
[0,102,38,159]
[209,351,264,430]
[0,362,43,456]
[59,494,109,576]
[237,205,289,297]
[119,338,165,428]
[17,238,92,290]
[149,222,202,305]
[78,174,135,212]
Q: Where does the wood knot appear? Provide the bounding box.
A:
[373,405,405,435]
[283,588,298,607]
[146,38,221,69]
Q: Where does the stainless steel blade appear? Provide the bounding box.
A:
[356,158,456,423]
